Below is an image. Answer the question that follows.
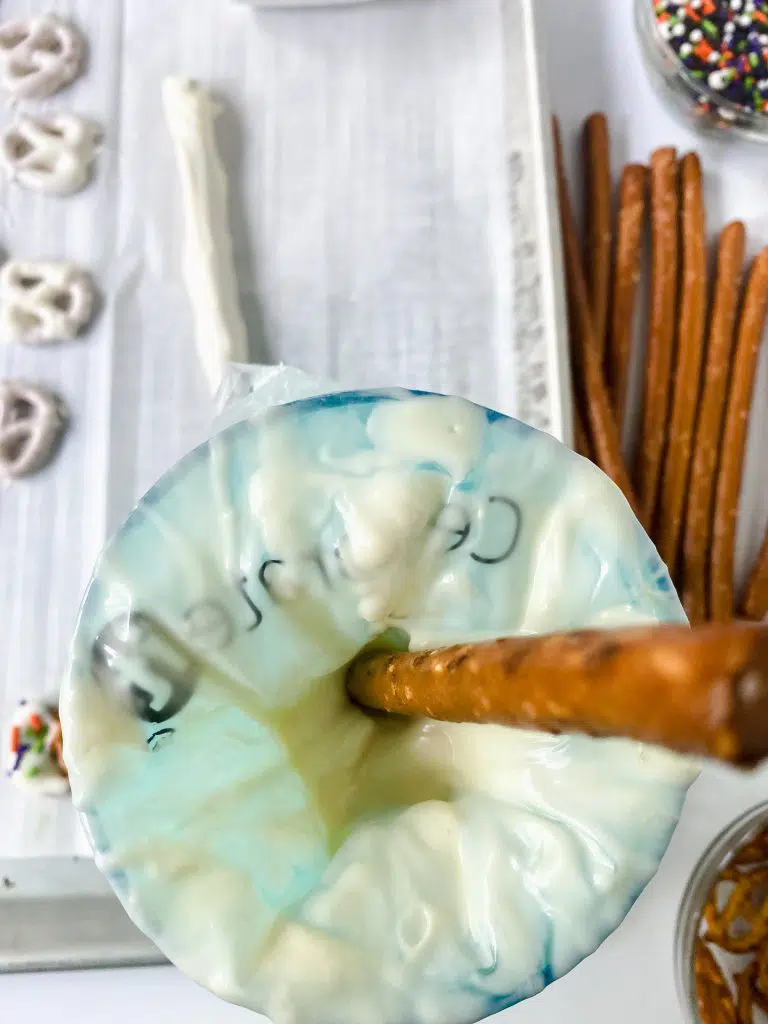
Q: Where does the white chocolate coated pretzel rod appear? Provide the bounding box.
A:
[163,78,249,394]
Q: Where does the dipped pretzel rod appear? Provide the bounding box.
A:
[347,622,768,766]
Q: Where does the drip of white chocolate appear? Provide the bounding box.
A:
[163,77,249,394]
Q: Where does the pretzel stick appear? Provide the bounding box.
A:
[347,622,768,766]
[744,529,768,622]
[583,113,612,361]
[636,147,680,529]
[553,119,638,514]
[711,247,768,622]
[656,153,708,577]
[606,163,647,427]
[694,940,737,1024]
[683,222,746,625]
[573,402,592,459]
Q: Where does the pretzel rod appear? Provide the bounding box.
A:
[744,528,768,622]
[347,622,768,766]
[636,147,680,528]
[553,119,638,514]
[711,247,768,622]
[655,153,708,576]
[573,402,592,459]
[683,222,746,625]
[606,163,648,427]
[583,113,612,361]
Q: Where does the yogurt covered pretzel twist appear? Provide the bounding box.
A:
[0,260,96,345]
[656,153,708,575]
[0,14,86,100]
[711,247,768,622]
[553,119,638,515]
[0,380,68,480]
[636,147,679,529]
[1,113,101,196]
[683,222,746,624]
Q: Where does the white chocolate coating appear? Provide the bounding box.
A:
[0,380,68,480]
[0,260,96,346]
[163,77,249,395]
[1,114,100,196]
[0,15,86,101]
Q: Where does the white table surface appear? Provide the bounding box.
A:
[4,0,768,1021]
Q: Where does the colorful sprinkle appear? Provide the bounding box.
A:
[652,1,768,115]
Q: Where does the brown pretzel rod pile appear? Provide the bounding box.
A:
[553,118,638,514]
[655,153,708,576]
[583,113,612,361]
[637,147,680,530]
[606,163,647,426]
[558,113,768,624]
[684,222,747,624]
[348,622,768,766]
[711,248,768,622]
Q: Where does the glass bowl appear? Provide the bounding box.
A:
[675,800,768,1023]
[635,0,768,144]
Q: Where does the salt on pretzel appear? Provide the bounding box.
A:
[635,147,680,529]
[348,621,768,766]
[553,118,638,515]
[606,163,647,428]
[683,222,746,625]
[1,113,101,196]
[0,380,68,480]
[582,113,612,361]
[656,153,708,576]
[0,260,96,345]
[0,14,86,100]
[711,247,768,622]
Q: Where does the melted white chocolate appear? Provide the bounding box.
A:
[62,391,695,1024]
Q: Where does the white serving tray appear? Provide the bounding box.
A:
[0,0,568,971]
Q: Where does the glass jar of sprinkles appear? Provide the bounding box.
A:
[636,0,768,142]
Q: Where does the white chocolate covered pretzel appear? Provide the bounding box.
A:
[163,77,249,394]
[1,113,100,196]
[0,260,96,345]
[0,380,68,480]
[0,14,86,100]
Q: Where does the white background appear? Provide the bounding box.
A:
[4,0,768,1020]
